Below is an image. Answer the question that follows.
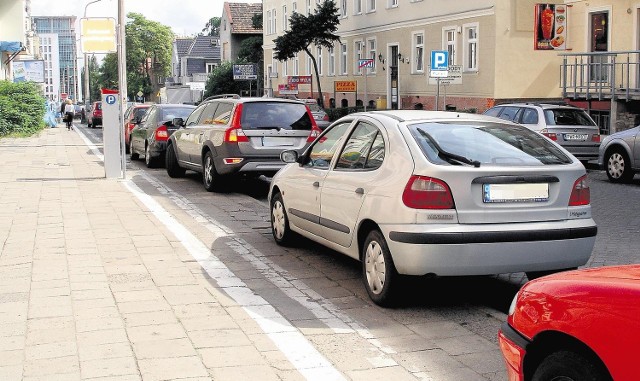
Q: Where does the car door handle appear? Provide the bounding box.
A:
[355,188,364,194]
[313,181,320,187]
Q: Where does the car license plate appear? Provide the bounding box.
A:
[563,133,588,141]
[483,183,549,203]
[262,137,294,147]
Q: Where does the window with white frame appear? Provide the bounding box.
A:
[340,0,347,17]
[272,54,278,76]
[367,38,376,74]
[328,46,335,75]
[354,40,364,74]
[463,23,478,72]
[443,27,457,65]
[413,32,424,73]
[293,1,297,13]
[294,53,300,75]
[390,0,398,7]
[354,0,362,14]
[206,63,217,73]
[317,46,323,75]
[340,43,348,75]
[367,0,376,12]
[282,60,288,76]
[283,5,288,31]
[266,10,272,34]
[307,0,312,14]
[272,9,277,34]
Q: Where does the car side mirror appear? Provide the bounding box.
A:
[280,150,299,163]
[173,117,185,127]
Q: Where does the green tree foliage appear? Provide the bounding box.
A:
[201,17,221,36]
[273,0,340,107]
[204,62,250,98]
[238,36,264,95]
[0,81,45,137]
[98,13,173,101]
[85,55,102,103]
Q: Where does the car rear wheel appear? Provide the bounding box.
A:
[532,350,610,381]
[203,151,222,192]
[605,149,634,183]
[130,140,139,160]
[166,144,185,178]
[362,230,398,307]
[270,192,296,245]
[145,144,158,168]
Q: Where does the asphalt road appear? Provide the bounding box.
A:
[78,123,640,379]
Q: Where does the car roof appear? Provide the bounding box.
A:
[347,110,518,125]
[203,95,305,105]
[491,103,581,111]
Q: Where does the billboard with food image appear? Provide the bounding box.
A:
[534,3,567,50]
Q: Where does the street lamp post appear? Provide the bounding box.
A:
[83,0,103,107]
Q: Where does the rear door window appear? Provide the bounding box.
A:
[305,122,351,169]
[185,104,206,127]
[520,108,539,124]
[198,103,220,125]
[241,102,313,131]
[211,102,233,125]
[496,106,520,122]
[484,107,503,118]
[335,122,384,170]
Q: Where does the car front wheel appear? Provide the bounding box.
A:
[130,140,139,160]
[532,350,610,381]
[362,230,398,307]
[605,149,634,183]
[145,144,158,168]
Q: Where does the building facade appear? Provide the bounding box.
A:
[220,2,263,63]
[38,33,61,101]
[32,16,78,101]
[1,0,27,81]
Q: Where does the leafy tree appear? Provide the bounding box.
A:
[273,0,340,108]
[0,81,45,136]
[84,55,102,103]
[201,17,221,36]
[98,53,119,91]
[204,62,251,98]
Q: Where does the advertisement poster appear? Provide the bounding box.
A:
[534,3,567,50]
[11,60,45,83]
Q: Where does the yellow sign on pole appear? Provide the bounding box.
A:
[81,18,117,54]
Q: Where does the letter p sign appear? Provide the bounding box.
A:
[431,50,449,71]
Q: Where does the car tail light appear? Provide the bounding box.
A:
[498,330,525,381]
[155,125,169,141]
[541,129,557,141]
[402,176,455,209]
[307,126,322,143]
[223,158,244,165]
[569,175,590,206]
[591,134,601,143]
[224,104,249,143]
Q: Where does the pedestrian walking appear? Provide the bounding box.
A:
[63,99,75,130]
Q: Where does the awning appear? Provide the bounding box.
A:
[0,41,22,53]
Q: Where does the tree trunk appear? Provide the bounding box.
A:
[304,47,325,109]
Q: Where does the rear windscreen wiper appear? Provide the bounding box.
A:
[417,129,481,167]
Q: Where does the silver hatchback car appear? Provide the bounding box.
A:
[268,111,597,306]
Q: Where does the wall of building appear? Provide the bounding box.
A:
[0,0,26,81]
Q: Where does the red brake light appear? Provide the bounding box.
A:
[569,175,590,206]
[155,125,169,141]
[224,104,249,143]
[541,129,557,141]
[402,176,454,209]
[591,134,601,143]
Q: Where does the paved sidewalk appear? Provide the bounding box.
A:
[0,127,313,381]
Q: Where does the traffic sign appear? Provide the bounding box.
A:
[358,59,375,69]
[431,50,449,71]
[80,18,117,54]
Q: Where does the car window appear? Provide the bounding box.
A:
[408,121,573,166]
[335,122,384,170]
[521,108,539,124]
[134,107,148,120]
[497,106,520,122]
[241,102,313,130]
[305,122,351,169]
[544,109,596,126]
[198,103,220,125]
[484,107,503,118]
[211,102,233,125]
[142,107,158,128]
[161,107,194,122]
[185,104,206,127]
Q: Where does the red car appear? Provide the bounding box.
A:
[124,104,151,153]
[87,101,102,128]
[498,265,640,381]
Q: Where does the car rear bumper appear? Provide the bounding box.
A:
[215,157,285,176]
[91,117,102,125]
[381,219,597,276]
[562,143,600,161]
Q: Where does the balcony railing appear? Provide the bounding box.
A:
[559,51,640,101]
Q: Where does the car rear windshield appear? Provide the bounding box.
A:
[134,108,148,120]
[240,102,313,130]
[161,107,194,121]
[408,122,573,166]
[544,109,596,126]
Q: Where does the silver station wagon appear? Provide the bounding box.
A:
[268,111,597,306]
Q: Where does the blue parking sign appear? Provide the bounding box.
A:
[431,50,449,70]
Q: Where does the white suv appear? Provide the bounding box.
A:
[484,103,601,162]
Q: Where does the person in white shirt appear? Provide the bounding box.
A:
[63,99,75,130]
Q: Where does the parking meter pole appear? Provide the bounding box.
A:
[102,90,122,179]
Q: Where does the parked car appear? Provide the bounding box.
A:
[598,125,640,183]
[87,101,102,128]
[129,104,195,168]
[268,110,597,306]
[483,103,601,162]
[166,94,321,191]
[299,99,331,130]
[124,103,151,153]
[498,265,640,381]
